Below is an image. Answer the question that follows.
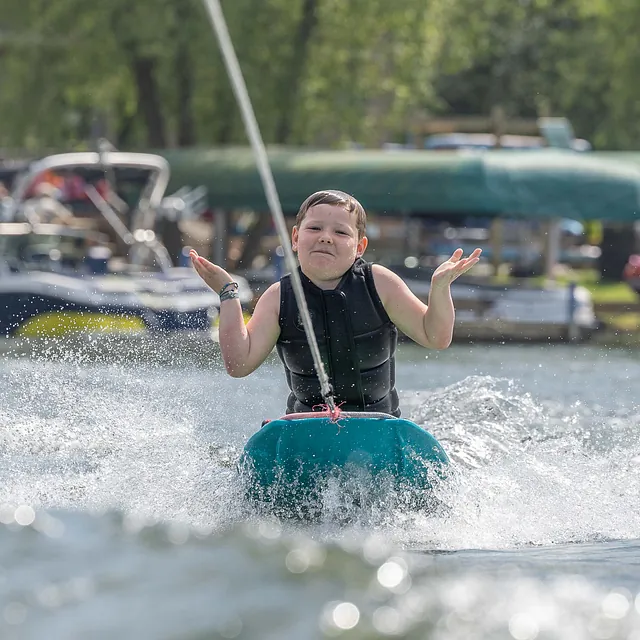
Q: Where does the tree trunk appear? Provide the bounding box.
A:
[275,0,318,144]
[174,0,195,146]
[110,6,166,148]
[130,56,167,148]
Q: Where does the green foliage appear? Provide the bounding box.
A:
[0,0,639,150]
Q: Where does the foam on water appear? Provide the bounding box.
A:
[0,339,249,526]
[2,338,640,638]
[399,375,640,548]
[2,339,639,552]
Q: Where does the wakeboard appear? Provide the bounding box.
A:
[239,411,449,518]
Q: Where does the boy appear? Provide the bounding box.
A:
[190,190,481,416]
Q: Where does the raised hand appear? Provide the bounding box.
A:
[431,248,482,290]
[189,249,234,293]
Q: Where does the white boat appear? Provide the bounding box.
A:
[0,149,252,338]
[390,265,600,342]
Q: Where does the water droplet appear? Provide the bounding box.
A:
[508,613,539,640]
[377,558,407,589]
[14,505,35,526]
[331,602,360,630]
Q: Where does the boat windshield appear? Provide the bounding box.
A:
[0,226,110,274]
[22,166,151,222]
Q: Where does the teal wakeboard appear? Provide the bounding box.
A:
[239,411,449,517]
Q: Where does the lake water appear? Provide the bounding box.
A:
[0,335,639,639]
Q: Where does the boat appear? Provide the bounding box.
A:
[0,149,253,338]
[239,410,449,519]
[388,264,600,342]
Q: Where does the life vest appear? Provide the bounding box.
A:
[276,259,400,416]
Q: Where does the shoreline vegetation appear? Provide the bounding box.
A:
[591,297,640,347]
[2,1,640,154]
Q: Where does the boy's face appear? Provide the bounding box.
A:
[292,204,368,284]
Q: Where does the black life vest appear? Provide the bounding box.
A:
[276,259,400,416]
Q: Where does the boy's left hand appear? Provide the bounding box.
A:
[431,248,482,290]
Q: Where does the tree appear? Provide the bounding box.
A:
[2,0,640,152]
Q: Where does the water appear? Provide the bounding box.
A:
[1,336,640,639]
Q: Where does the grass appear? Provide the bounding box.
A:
[582,282,638,305]
[598,312,640,331]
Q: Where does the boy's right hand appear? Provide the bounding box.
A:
[190,249,235,293]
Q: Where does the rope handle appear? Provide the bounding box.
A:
[311,400,344,423]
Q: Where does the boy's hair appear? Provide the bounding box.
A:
[295,190,367,239]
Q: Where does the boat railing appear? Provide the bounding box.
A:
[1,148,213,276]
[158,185,208,221]
[83,184,175,274]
